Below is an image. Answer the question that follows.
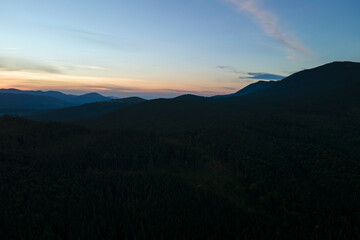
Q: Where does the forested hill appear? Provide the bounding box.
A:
[1,102,359,238]
[250,61,360,102]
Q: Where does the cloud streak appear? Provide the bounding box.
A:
[0,56,62,74]
[216,65,242,73]
[242,72,284,80]
[227,0,310,55]
[5,48,20,51]
[217,65,284,81]
[74,65,109,71]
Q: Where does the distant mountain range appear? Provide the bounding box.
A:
[0,89,114,115]
[0,89,113,104]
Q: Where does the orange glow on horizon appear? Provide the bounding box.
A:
[0,70,236,96]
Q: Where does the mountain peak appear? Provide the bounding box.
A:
[81,92,103,97]
[74,92,111,103]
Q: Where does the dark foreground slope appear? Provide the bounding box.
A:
[0,116,269,239]
[1,106,359,239]
[82,97,223,131]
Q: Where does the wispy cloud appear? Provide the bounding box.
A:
[74,65,109,71]
[38,24,137,51]
[217,65,242,73]
[241,72,284,80]
[0,56,112,75]
[217,65,284,81]
[227,0,310,55]
[37,24,114,47]
[61,27,118,48]
[0,56,62,74]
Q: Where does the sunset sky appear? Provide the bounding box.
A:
[1,0,359,98]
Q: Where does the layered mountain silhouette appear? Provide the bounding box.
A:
[80,61,360,130]
[7,61,360,126]
[0,89,114,115]
[0,89,113,104]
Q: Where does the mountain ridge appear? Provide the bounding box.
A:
[0,88,113,104]
[0,89,115,115]
[213,80,277,98]
[0,93,74,114]
[80,61,360,130]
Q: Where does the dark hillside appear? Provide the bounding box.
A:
[1,102,359,238]
[26,97,145,122]
[213,80,276,98]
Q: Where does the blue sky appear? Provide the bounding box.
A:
[0,0,359,98]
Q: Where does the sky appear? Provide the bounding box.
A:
[1,0,359,98]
